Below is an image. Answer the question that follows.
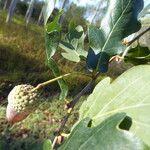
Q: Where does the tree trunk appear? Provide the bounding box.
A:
[90,0,108,24]
[37,8,43,25]
[0,0,1,5]
[25,0,35,26]
[6,0,18,23]
[3,0,8,10]
[59,0,69,24]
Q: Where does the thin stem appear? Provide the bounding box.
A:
[127,27,150,46]
[121,26,150,58]
[121,46,131,59]
[33,73,71,91]
[52,79,95,148]
[33,72,92,91]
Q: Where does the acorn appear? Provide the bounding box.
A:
[6,84,41,124]
[6,73,70,124]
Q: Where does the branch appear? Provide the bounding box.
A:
[52,79,95,148]
[121,26,150,58]
[127,26,150,46]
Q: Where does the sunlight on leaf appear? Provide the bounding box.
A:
[59,113,149,150]
[79,65,150,146]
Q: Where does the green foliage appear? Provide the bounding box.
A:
[47,59,68,100]
[46,10,63,34]
[59,25,87,62]
[45,31,60,59]
[125,45,150,65]
[59,113,149,150]
[43,139,52,150]
[63,3,87,30]
[44,11,68,100]
[78,65,150,146]
[87,0,143,73]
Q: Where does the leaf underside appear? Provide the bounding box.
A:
[87,0,144,72]
[79,65,150,146]
[60,25,87,62]
[59,113,148,150]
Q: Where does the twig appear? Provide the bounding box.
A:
[52,79,95,148]
[121,46,131,59]
[33,72,92,91]
[127,26,150,46]
[33,73,71,91]
[121,26,150,58]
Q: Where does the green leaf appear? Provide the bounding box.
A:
[46,10,63,34]
[45,31,60,58]
[68,19,77,32]
[45,13,68,100]
[125,45,150,65]
[66,27,83,42]
[79,65,150,146]
[43,0,56,25]
[47,59,68,100]
[45,10,63,58]
[43,139,53,150]
[59,113,148,150]
[87,0,143,72]
[59,25,87,62]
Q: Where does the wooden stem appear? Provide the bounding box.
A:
[52,79,95,148]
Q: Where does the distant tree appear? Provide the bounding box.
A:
[16,1,28,16]
[59,0,69,24]
[0,0,1,5]
[25,0,35,25]
[37,4,44,25]
[3,0,8,10]
[61,0,70,10]
[32,1,43,21]
[63,3,86,31]
[6,0,19,23]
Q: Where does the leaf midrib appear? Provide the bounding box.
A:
[100,0,131,53]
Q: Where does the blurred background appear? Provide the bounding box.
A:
[0,0,150,149]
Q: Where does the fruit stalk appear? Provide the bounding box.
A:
[33,73,71,91]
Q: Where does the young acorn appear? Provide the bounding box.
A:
[6,84,41,124]
[6,73,70,124]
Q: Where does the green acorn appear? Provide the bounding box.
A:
[6,84,41,123]
[6,73,70,123]
[8,84,41,112]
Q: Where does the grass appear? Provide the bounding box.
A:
[0,95,87,150]
[0,10,48,84]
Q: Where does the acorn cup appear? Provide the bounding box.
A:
[6,73,71,124]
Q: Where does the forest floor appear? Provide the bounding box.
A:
[0,10,129,149]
